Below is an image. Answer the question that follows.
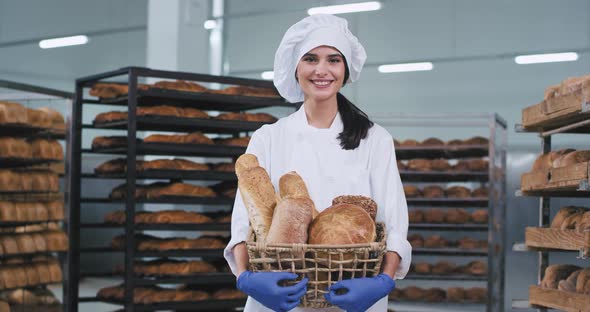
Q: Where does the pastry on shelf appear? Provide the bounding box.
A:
[550,206,587,229]
[215,112,277,122]
[91,136,134,150]
[413,262,431,274]
[400,139,419,147]
[446,287,464,302]
[388,288,404,301]
[137,210,214,224]
[540,264,581,289]
[420,138,444,147]
[424,287,446,302]
[464,287,487,302]
[402,286,425,301]
[137,236,226,251]
[142,158,209,171]
[211,288,247,300]
[557,269,582,292]
[138,105,209,119]
[26,108,51,129]
[403,185,421,198]
[93,111,128,124]
[0,101,28,124]
[445,208,471,224]
[89,83,149,99]
[446,139,463,146]
[144,132,214,145]
[462,136,488,145]
[430,159,451,171]
[408,234,424,248]
[463,260,487,275]
[407,159,431,171]
[457,237,481,249]
[0,137,32,159]
[214,137,251,147]
[471,187,488,198]
[445,186,471,198]
[109,182,216,199]
[423,235,448,248]
[431,261,456,275]
[30,139,63,160]
[471,209,488,224]
[422,185,445,198]
[210,85,280,98]
[408,209,424,223]
[38,107,65,130]
[423,208,445,223]
[152,80,207,93]
[531,149,575,171]
[466,159,488,171]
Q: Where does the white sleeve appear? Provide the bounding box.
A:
[370,131,412,279]
[223,128,268,277]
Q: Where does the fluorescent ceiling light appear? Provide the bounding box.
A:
[261,71,274,80]
[204,19,218,30]
[308,1,381,15]
[39,35,88,49]
[378,62,433,73]
[515,52,578,64]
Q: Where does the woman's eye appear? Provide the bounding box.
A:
[303,57,317,62]
[329,58,341,63]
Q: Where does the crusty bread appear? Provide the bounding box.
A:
[407,159,431,171]
[532,149,575,171]
[558,269,581,292]
[266,197,313,244]
[577,268,590,294]
[553,150,590,168]
[551,206,587,229]
[144,132,213,145]
[279,171,319,218]
[332,195,377,220]
[421,138,444,146]
[409,209,424,223]
[235,154,277,242]
[37,107,65,130]
[0,101,27,124]
[308,203,375,245]
[26,108,51,128]
[422,185,445,198]
[0,137,32,159]
[541,264,581,289]
[403,185,421,198]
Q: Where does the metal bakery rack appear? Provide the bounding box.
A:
[371,113,507,312]
[0,79,70,312]
[65,67,292,312]
[513,83,590,311]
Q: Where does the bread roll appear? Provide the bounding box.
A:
[407,159,431,171]
[471,187,488,198]
[423,208,445,223]
[445,208,470,224]
[471,210,488,224]
[215,137,250,147]
[0,101,27,124]
[408,234,424,248]
[93,111,127,124]
[447,287,465,302]
[145,182,216,198]
[532,149,575,171]
[235,154,277,242]
[332,195,377,220]
[414,262,431,274]
[400,139,419,147]
[466,159,488,171]
[403,286,425,301]
[0,202,16,222]
[37,107,65,130]
[279,171,319,218]
[0,137,32,159]
[26,108,51,128]
[446,186,471,198]
[464,260,487,275]
[153,79,207,92]
[308,204,375,245]
[464,287,487,302]
[551,206,586,228]
[558,269,581,292]
[403,185,421,198]
[144,132,214,145]
[422,185,445,198]
[541,264,581,289]
[553,150,590,168]
[424,287,446,302]
[576,268,590,294]
[266,197,313,244]
[408,209,424,223]
[424,235,447,248]
[463,137,488,145]
[91,136,131,149]
[212,288,247,300]
[421,138,444,146]
[430,159,451,171]
[431,261,455,275]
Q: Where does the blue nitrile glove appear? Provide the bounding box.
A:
[324,274,395,312]
[237,271,308,312]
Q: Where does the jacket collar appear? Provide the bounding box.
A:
[293,104,343,134]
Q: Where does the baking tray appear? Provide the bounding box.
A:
[0,219,63,228]
[406,197,489,207]
[79,223,231,231]
[79,272,236,286]
[81,297,247,311]
[404,273,487,281]
[87,142,246,157]
[80,196,234,205]
[412,248,488,256]
[0,123,65,139]
[409,223,488,231]
[91,115,273,134]
[0,157,62,168]
[79,247,225,258]
[395,144,488,160]
[86,169,237,181]
[90,86,290,111]
[400,171,488,183]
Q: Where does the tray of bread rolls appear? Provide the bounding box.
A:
[521,74,590,132]
[0,102,66,140]
[525,206,590,256]
[394,137,489,160]
[389,286,488,304]
[90,108,277,133]
[407,260,488,280]
[520,149,590,195]
[90,158,237,181]
[89,78,288,111]
[528,264,590,311]
[404,185,489,207]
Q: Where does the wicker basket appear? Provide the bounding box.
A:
[246,223,386,308]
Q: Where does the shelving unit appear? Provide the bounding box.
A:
[514,93,590,311]
[65,67,291,312]
[0,79,70,312]
[371,113,507,312]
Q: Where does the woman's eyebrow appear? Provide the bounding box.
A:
[328,54,343,58]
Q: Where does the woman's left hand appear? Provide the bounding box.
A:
[324,274,395,312]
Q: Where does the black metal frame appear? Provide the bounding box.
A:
[0,79,71,310]
[370,113,507,312]
[66,67,292,312]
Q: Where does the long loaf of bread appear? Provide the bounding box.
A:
[235,154,277,242]
[278,171,319,218]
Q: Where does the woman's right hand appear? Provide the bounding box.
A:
[237,271,308,312]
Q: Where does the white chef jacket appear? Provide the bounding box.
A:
[223,105,412,312]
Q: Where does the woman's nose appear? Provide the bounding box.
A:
[314,62,328,76]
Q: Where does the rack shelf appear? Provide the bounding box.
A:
[412,248,487,256]
[404,274,487,281]
[80,223,231,231]
[79,197,234,205]
[79,272,236,285]
[528,285,590,312]
[79,297,247,311]
[85,142,245,157]
[395,144,488,160]
[88,116,273,134]
[82,170,236,181]
[406,197,489,207]
[399,171,488,183]
[409,223,488,231]
[0,123,66,140]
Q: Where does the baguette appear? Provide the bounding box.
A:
[279,171,319,218]
[235,154,277,241]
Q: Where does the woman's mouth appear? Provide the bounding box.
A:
[311,80,333,88]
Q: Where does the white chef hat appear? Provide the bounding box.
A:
[273,14,367,103]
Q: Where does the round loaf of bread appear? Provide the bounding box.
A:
[332,195,377,220]
[308,203,375,245]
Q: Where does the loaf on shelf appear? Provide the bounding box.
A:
[214,136,251,147]
[124,259,218,276]
[0,201,63,222]
[0,138,32,159]
[89,83,150,99]
[93,106,210,124]
[104,210,213,224]
[97,284,211,304]
[215,112,277,122]
[0,260,63,289]
[91,136,135,149]
[388,286,487,303]
[111,234,226,251]
[109,182,216,199]
[95,158,209,174]
[0,170,59,192]
[550,206,590,232]
[0,102,65,130]
[144,132,214,145]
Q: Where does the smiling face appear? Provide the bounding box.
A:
[296,45,346,103]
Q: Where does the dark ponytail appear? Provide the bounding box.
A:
[337,60,374,150]
[337,92,373,150]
